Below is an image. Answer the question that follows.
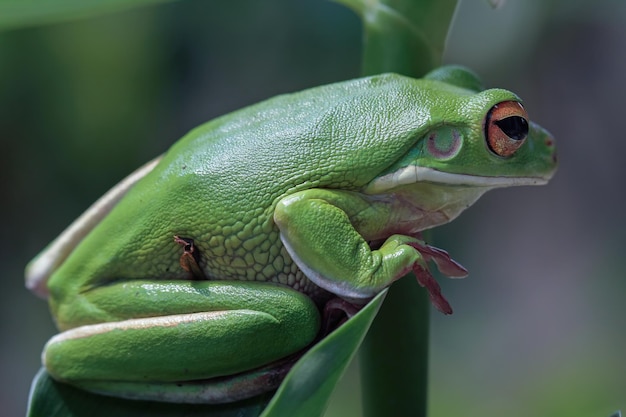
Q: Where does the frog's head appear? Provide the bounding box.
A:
[364,66,557,226]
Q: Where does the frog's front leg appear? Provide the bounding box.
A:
[45,281,320,403]
[274,189,467,314]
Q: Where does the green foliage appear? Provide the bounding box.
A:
[261,290,386,417]
[335,0,457,77]
[0,0,175,30]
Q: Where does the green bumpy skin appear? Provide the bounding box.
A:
[26,66,557,404]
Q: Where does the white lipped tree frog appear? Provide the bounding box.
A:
[26,66,557,404]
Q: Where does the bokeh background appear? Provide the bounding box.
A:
[2,0,625,415]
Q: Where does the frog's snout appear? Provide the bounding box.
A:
[531,122,557,169]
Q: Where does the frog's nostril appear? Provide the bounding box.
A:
[552,152,558,164]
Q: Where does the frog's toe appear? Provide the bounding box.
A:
[413,265,453,315]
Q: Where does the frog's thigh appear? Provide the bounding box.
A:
[44,281,320,384]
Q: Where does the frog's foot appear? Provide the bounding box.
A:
[413,265,452,315]
[174,235,206,279]
[407,241,468,278]
[83,351,305,404]
[407,242,468,315]
[274,189,470,313]
[320,298,361,337]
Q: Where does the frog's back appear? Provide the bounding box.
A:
[156,74,434,209]
[94,74,437,295]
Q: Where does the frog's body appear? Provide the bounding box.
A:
[26,67,557,404]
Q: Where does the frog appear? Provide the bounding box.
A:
[25,66,557,404]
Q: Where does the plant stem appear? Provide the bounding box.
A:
[349,1,459,416]
[359,277,430,417]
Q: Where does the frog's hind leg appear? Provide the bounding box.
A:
[43,280,320,403]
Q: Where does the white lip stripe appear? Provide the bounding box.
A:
[365,166,549,193]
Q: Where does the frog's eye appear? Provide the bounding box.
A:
[485,101,529,157]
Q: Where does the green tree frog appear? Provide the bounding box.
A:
[25,66,557,404]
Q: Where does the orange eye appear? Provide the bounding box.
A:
[485,101,529,157]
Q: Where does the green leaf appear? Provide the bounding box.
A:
[360,276,430,417]
[261,290,386,417]
[0,0,176,31]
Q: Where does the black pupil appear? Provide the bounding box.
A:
[495,116,528,140]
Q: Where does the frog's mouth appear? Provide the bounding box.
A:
[364,165,550,194]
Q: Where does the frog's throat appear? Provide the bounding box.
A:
[364,166,549,194]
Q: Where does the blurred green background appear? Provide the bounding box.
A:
[2,0,625,415]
